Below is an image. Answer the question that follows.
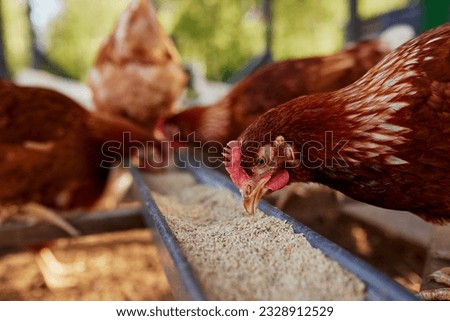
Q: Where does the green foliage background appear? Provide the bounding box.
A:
[1,0,31,75]
[1,0,410,81]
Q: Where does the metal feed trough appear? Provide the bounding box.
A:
[0,207,145,253]
[130,153,418,301]
[0,154,418,300]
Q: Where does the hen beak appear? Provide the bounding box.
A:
[241,176,271,214]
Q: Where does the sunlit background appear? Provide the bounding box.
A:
[2,0,441,83]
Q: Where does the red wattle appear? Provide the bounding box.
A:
[265,170,289,191]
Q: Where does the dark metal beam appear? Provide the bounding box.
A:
[346,0,361,42]
[225,0,273,83]
[0,207,146,250]
[25,0,72,78]
[263,0,272,56]
[0,0,10,79]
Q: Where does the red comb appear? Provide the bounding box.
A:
[223,140,249,187]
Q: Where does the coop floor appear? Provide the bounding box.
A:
[0,212,425,300]
[0,229,173,300]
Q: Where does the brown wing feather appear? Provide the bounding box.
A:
[0,82,108,209]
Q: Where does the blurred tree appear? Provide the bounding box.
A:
[26,1,47,70]
[225,0,273,83]
[1,0,416,81]
[272,0,411,60]
[358,0,410,20]
[272,0,348,60]
[25,0,72,77]
[46,0,265,81]
[168,0,265,81]
[46,0,129,81]
[1,0,31,76]
[0,0,9,78]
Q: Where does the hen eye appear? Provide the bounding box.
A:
[257,157,265,166]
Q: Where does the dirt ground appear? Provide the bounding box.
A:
[0,189,425,300]
[0,229,174,300]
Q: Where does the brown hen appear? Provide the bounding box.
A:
[0,80,153,287]
[224,23,450,299]
[163,39,391,146]
[0,81,153,211]
[89,0,187,128]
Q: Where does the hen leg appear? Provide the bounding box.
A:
[426,267,450,286]
[33,168,135,288]
[419,225,450,300]
[33,247,85,289]
[92,167,136,210]
[17,203,83,289]
[419,267,450,300]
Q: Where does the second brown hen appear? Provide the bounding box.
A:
[0,81,153,212]
[0,80,154,287]
[162,39,391,146]
[89,0,188,128]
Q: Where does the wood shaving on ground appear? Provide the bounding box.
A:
[0,230,172,300]
[143,170,366,300]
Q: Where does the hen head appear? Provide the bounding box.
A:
[223,136,298,214]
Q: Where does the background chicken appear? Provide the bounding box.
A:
[224,23,450,299]
[162,39,392,147]
[0,80,154,287]
[88,0,188,129]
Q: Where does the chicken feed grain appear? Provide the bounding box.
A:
[143,170,366,300]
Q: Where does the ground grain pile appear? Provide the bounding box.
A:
[144,170,366,300]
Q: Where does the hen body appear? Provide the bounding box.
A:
[229,23,450,223]
[0,80,152,210]
[89,0,187,128]
[0,80,156,288]
[164,39,391,145]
